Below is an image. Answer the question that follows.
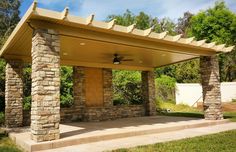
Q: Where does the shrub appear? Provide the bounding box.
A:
[155,75,176,102]
[60,93,73,107]
[113,70,142,105]
[0,112,4,125]
[0,59,6,112]
[60,66,73,107]
[23,96,31,110]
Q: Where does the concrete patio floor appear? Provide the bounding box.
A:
[9,116,230,152]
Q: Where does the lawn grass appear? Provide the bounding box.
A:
[224,112,236,122]
[112,130,236,152]
[162,111,236,122]
[0,129,22,152]
[157,101,201,113]
[158,101,236,122]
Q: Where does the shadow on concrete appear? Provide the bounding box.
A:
[60,116,200,138]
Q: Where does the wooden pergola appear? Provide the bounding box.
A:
[0,1,234,142]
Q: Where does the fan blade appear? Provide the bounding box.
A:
[117,56,124,61]
[122,59,134,61]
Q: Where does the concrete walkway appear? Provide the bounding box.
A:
[37,122,236,152]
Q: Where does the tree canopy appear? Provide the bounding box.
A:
[0,0,20,111]
[108,1,236,85]
[107,10,177,34]
[0,0,20,47]
[188,1,236,81]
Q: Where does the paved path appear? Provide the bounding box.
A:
[38,122,236,152]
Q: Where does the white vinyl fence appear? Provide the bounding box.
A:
[175,82,236,107]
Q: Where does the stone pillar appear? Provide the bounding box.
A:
[5,60,23,128]
[31,29,60,142]
[141,71,156,116]
[103,68,113,107]
[73,66,85,107]
[72,66,85,120]
[200,55,223,120]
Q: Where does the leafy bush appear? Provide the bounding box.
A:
[0,112,4,125]
[0,59,6,112]
[60,66,73,107]
[155,75,176,102]
[113,70,142,105]
[23,96,31,110]
[60,93,73,107]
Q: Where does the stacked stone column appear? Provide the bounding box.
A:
[72,66,85,120]
[103,68,113,107]
[200,55,223,120]
[141,71,157,116]
[31,29,61,142]
[73,66,86,107]
[5,60,23,128]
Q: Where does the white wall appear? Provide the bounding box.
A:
[175,82,236,107]
[221,82,236,102]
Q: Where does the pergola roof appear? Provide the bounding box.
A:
[0,1,234,71]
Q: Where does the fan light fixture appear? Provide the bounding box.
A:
[112,53,133,65]
[113,56,120,65]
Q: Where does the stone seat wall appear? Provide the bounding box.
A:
[23,105,145,125]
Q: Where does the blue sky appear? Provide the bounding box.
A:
[20,0,236,21]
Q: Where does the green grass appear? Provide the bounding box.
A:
[162,111,236,121]
[112,130,236,152]
[224,112,236,122]
[157,101,236,122]
[0,129,22,152]
[157,101,201,112]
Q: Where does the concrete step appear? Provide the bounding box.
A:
[38,122,236,152]
[9,116,230,152]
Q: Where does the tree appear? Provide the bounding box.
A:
[112,70,142,105]
[107,10,135,27]
[155,17,176,35]
[0,0,21,47]
[0,0,21,112]
[176,11,193,37]
[60,66,73,107]
[174,59,200,83]
[0,59,6,111]
[155,58,201,83]
[107,10,176,34]
[188,1,236,82]
[155,12,199,83]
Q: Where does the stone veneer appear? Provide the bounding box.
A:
[73,67,85,108]
[200,55,223,120]
[5,60,23,128]
[83,105,145,121]
[72,66,85,121]
[103,68,113,107]
[23,105,145,125]
[31,29,60,142]
[141,71,157,116]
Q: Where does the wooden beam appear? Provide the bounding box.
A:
[29,20,216,56]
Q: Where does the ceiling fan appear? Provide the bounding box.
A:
[113,53,133,65]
